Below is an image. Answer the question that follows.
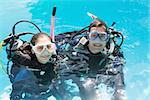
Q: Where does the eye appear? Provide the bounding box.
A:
[100,33,108,40]
[90,33,97,37]
[47,44,52,49]
[35,46,44,52]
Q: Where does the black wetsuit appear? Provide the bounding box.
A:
[29,56,56,85]
[9,43,59,100]
[58,43,125,100]
[88,52,105,72]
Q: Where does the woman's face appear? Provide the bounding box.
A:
[33,35,55,64]
[88,22,108,54]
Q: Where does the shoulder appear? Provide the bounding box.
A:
[16,42,32,58]
[107,48,126,68]
[10,41,33,66]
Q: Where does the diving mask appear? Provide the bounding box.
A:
[89,30,109,41]
[32,42,56,55]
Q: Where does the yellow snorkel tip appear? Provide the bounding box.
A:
[0,41,4,50]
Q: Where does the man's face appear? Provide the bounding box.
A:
[88,22,108,54]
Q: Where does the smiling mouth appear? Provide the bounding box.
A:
[41,55,50,59]
[93,43,102,47]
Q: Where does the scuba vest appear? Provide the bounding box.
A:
[1,20,57,85]
[55,21,125,77]
[1,18,125,79]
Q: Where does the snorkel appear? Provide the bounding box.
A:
[87,12,98,21]
[49,7,57,55]
[50,6,56,42]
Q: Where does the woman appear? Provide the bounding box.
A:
[9,32,61,100]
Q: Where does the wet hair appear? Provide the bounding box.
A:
[31,32,51,45]
[88,19,107,32]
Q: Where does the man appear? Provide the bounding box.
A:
[57,18,126,100]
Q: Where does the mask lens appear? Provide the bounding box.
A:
[89,31,109,41]
[46,44,54,52]
[45,43,56,53]
[99,32,109,41]
[32,42,55,54]
[34,45,44,53]
[91,33,97,38]
[89,31,98,40]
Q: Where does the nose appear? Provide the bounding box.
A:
[42,48,49,55]
[94,36,101,42]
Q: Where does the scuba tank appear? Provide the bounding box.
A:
[0,20,42,78]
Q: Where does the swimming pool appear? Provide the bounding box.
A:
[0,0,150,100]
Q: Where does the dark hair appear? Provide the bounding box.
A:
[88,19,107,32]
[31,32,51,45]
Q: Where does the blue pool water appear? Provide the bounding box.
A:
[0,0,150,100]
